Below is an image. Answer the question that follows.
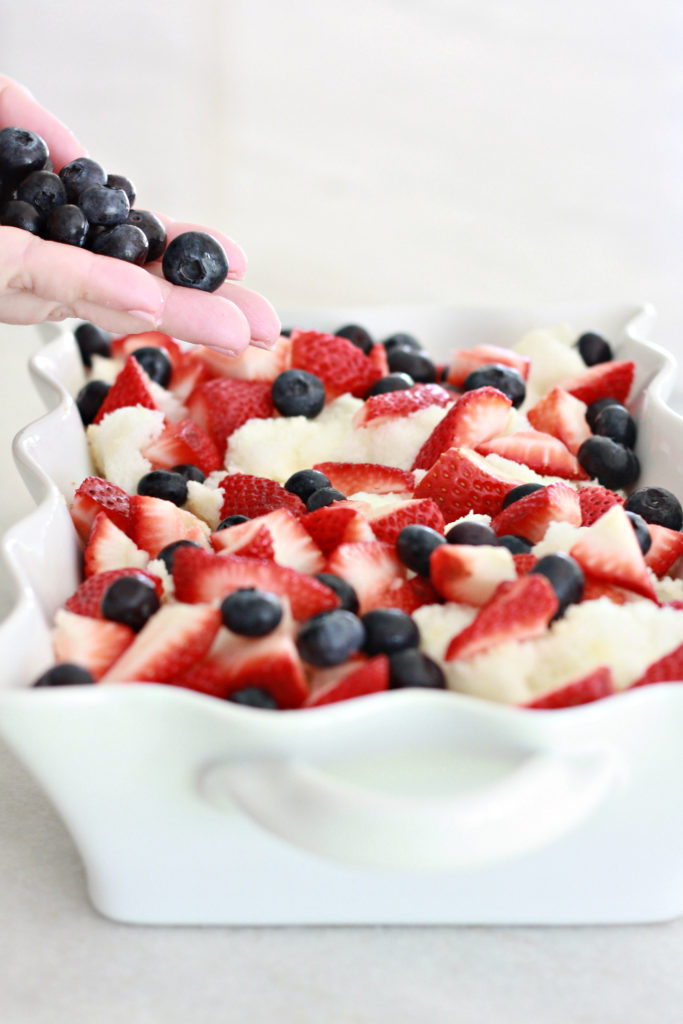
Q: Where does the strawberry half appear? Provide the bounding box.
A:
[445,344,530,388]
[304,654,390,707]
[561,360,635,406]
[140,418,222,475]
[525,666,616,709]
[218,473,306,520]
[52,609,135,681]
[110,330,183,366]
[128,494,210,557]
[191,334,291,382]
[569,504,657,601]
[83,512,149,577]
[353,383,452,427]
[312,462,415,496]
[70,476,131,543]
[411,386,513,471]
[299,505,375,557]
[211,520,276,560]
[212,508,325,573]
[476,430,588,481]
[491,481,582,543]
[366,498,445,546]
[445,575,559,661]
[289,329,382,398]
[643,524,683,577]
[168,348,212,403]
[64,568,163,618]
[631,641,683,687]
[186,378,275,449]
[580,574,630,605]
[93,355,159,424]
[371,575,440,613]
[526,386,591,455]
[414,447,527,521]
[577,485,625,527]
[324,540,406,614]
[102,603,222,683]
[430,543,517,606]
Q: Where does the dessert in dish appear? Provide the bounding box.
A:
[36,319,683,708]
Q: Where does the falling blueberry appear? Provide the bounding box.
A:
[162,230,228,291]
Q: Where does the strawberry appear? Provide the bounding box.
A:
[561,360,635,406]
[93,355,159,424]
[218,473,306,520]
[212,508,325,573]
[476,430,588,481]
[353,382,452,427]
[64,568,163,618]
[299,505,375,557]
[304,654,390,707]
[172,548,339,620]
[70,476,131,543]
[102,603,222,683]
[513,552,538,576]
[52,609,135,681]
[526,386,591,455]
[324,541,406,614]
[371,575,439,613]
[83,512,149,577]
[569,504,657,600]
[414,447,526,521]
[367,344,390,377]
[140,418,222,475]
[577,485,625,526]
[631,641,683,687]
[211,521,276,560]
[446,344,530,388]
[445,575,559,661]
[643,523,683,577]
[411,387,512,471]
[366,498,445,545]
[525,666,616,709]
[186,378,275,449]
[110,330,183,366]
[168,348,212,403]
[191,334,291,382]
[128,494,210,557]
[580,574,630,605]
[430,543,517,606]
[491,481,582,543]
[311,462,415,496]
[289,329,382,398]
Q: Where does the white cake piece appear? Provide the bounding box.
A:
[86,407,165,494]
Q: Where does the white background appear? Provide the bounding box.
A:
[1,2,683,1021]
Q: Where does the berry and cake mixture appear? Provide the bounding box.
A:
[34,320,683,711]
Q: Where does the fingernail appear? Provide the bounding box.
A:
[128,309,160,326]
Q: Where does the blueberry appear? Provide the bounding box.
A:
[101,576,160,632]
[76,379,110,425]
[0,127,49,188]
[16,170,66,219]
[0,198,43,234]
[386,347,437,383]
[131,345,173,387]
[284,468,331,503]
[306,487,346,511]
[314,572,360,613]
[592,404,637,448]
[625,510,651,555]
[501,483,545,509]
[227,687,279,709]
[172,463,206,484]
[462,364,526,407]
[33,662,94,687]
[576,331,613,366]
[382,332,422,353]
[216,514,250,530]
[59,157,106,202]
[335,323,373,355]
[79,183,130,226]
[577,437,640,490]
[387,649,446,689]
[297,609,366,667]
[445,521,499,545]
[271,369,325,418]
[106,173,136,206]
[624,486,683,531]
[361,608,420,656]
[73,321,112,367]
[365,372,415,397]
[498,534,533,554]
[156,539,203,574]
[220,588,283,636]
[396,524,446,576]
[162,230,228,291]
[530,553,584,618]
[92,223,149,264]
[125,209,167,262]
[585,397,623,431]
[46,204,89,246]
[137,470,188,507]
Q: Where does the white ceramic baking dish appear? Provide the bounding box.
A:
[1,303,683,926]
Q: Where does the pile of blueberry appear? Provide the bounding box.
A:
[0,126,228,291]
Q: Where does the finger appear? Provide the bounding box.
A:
[0,75,86,170]
[150,212,248,280]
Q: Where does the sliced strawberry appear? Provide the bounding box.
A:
[577,485,625,526]
[526,386,591,455]
[312,462,415,496]
[289,329,382,398]
[412,387,512,471]
[212,508,325,573]
[580,573,630,605]
[366,498,445,545]
[191,334,291,382]
[562,360,635,406]
[371,575,440,613]
[64,568,163,618]
[353,382,452,427]
[304,654,390,707]
[491,482,582,543]
[367,344,390,377]
[70,476,131,543]
[477,430,588,481]
[52,609,135,681]
[644,524,683,577]
[186,378,275,449]
[83,512,149,577]
[526,666,616,709]
[102,603,222,683]
[93,354,159,424]
[110,330,183,366]
[631,641,683,687]
[218,473,306,520]
[128,494,210,557]
[211,520,275,560]
[140,418,222,476]
[168,348,212,402]
[513,552,538,576]
[299,505,375,558]
[172,548,339,620]
[430,543,517,606]
[414,447,527,521]
[324,541,406,614]
[569,504,657,600]
[445,575,559,661]
[446,344,530,388]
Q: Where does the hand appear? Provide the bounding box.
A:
[0,75,280,353]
